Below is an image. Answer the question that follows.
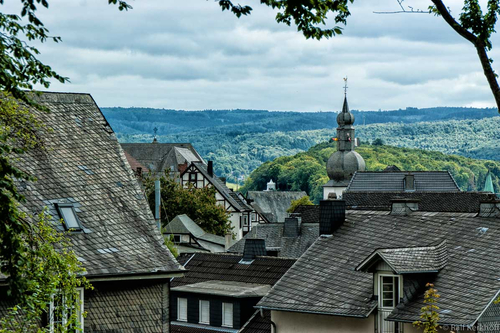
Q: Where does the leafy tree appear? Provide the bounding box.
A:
[372,138,385,146]
[143,171,231,237]
[287,196,314,213]
[413,283,441,333]
[164,235,179,258]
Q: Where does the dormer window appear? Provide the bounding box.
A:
[55,203,82,231]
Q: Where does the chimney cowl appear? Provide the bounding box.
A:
[283,217,300,238]
[319,199,346,236]
[241,239,266,263]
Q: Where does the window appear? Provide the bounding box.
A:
[222,302,233,327]
[189,173,197,182]
[199,300,210,324]
[49,288,84,333]
[55,203,82,231]
[181,235,190,243]
[380,276,399,308]
[177,298,187,322]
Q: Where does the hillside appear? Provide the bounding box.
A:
[240,142,500,203]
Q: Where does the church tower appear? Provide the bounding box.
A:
[323,80,366,199]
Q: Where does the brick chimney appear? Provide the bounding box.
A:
[242,239,266,262]
[319,199,346,235]
[283,217,299,238]
[207,160,214,178]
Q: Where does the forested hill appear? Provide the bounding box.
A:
[240,142,500,203]
[102,106,497,136]
[103,106,500,183]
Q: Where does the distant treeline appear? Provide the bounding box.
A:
[240,142,500,203]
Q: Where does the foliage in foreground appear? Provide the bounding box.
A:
[241,142,500,203]
[143,171,231,237]
[413,283,440,333]
[0,209,91,333]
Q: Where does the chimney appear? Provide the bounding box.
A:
[283,217,299,238]
[242,239,266,262]
[207,160,214,178]
[319,199,346,235]
[391,199,419,215]
[404,174,415,191]
[479,200,500,217]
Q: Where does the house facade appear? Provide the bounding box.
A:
[0,92,184,332]
[180,161,253,240]
[170,247,295,333]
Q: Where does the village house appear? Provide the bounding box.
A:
[180,161,253,240]
[164,214,226,253]
[246,187,307,224]
[256,196,500,333]
[169,243,295,333]
[0,92,184,332]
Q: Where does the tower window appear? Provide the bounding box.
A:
[55,203,82,231]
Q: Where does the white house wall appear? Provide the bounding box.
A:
[271,311,375,333]
[229,212,243,240]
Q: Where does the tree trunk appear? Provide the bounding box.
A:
[432,0,500,113]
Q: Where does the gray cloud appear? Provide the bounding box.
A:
[3,0,499,110]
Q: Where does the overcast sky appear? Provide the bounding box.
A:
[5,0,500,111]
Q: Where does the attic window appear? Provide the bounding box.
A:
[56,203,82,231]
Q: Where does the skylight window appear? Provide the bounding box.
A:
[56,203,82,231]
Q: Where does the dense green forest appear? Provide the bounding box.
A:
[103,107,500,183]
[240,142,500,203]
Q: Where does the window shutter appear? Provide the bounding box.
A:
[222,302,233,327]
[178,298,187,321]
[199,300,210,324]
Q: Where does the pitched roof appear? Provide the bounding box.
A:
[239,310,271,333]
[120,142,203,173]
[343,191,495,212]
[346,171,460,192]
[356,240,448,274]
[171,253,295,288]
[257,210,500,325]
[227,223,319,259]
[246,191,307,223]
[292,205,320,223]
[12,92,183,278]
[185,162,252,213]
[164,214,225,247]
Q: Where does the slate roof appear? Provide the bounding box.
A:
[239,310,271,333]
[292,205,320,223]
[10,92,183,278]
[343,192,496,212]
[227,223,319,259]
[346,171,460,192]
[257,209,500,325]
[246,191,307,223]
[184,162,252,213]
[356,240,448,274]
[164,214,225,251]
[120,142,203,174]
[171,253,295,288]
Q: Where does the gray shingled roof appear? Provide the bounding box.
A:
[164,214,225,249]
[172,253,296,288]
[343,192,495,212]
[356,240,448,274]
[257,210,500,325]
[11,92,183,278]
[185,162,252,213]
[227,223,319,259]
[246,191,307,223]
[238,310,270,333]
[346,171,460,192]
[120,142,203,173]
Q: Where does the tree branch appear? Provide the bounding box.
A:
[431,0,477,44]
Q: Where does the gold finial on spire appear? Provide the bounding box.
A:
[343,76,348,96]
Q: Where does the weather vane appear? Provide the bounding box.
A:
[153,127,158,139]
[343,77,348,96]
